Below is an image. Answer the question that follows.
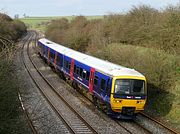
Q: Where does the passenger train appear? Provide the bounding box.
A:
[38,38,147,119]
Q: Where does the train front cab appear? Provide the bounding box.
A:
[110,76,147,117]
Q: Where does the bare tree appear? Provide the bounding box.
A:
[14,14,19,19]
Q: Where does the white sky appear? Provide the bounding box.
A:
[0,0,179,17]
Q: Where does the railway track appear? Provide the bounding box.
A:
[19,31,179,134]
[21,31,98,133]
[63,89,152,134]
[18,32,70,133]
[73,77,178,134]
[18,32,38,134]
[18,92,38,134]
[115,120,152,134]
[139,112,179,134]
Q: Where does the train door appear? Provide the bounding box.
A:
[70,59,74,80]
[89,68,95,94]
[54,51,58,69]
[106,78,111,96]
[47,48,50,64]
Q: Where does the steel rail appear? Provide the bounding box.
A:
[19,32,38,134]
[25,31,98,134]
[28,31,98,134]
[22,32,76,134]
[140,112,179,134]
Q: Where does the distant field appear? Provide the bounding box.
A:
[20,15,103,31]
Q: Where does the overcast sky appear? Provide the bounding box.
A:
[0,0,179,18]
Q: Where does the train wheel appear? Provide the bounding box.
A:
[93,97,103,111]
[72,81,78,89]
[44,58,47,64]
[60,72,66,81]
[92,96,98,107]
[51,66,56,72]
[104,104,111,115]
[97,100,102,111]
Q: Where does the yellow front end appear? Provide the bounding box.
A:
[110,76,147,114]
[111,98,146,113]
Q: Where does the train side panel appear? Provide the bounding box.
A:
[38,40,147,118]
[38,40,112,105]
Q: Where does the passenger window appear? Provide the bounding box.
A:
[50,51,55,59]
[43,48,45,54]
[86,71,90,81]
[101,78,106,90]
[45,47,48,55]
[60,56,63,65]
[76,67,80,75]
[82,70,86,79]
[68,62,71,69]
[94,76,98,85]
[56,55,60,65]
[74,65,76,73]
[53,52,55,59]
[64,60,66,68]
[64,60,69,69]
[80,68,83,77]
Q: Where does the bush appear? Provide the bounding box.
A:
[0,13,13,22]
[0,13,29,133]
[46,16,97,52]
[0,59,30,133]
[0,13,27,50]
[87,43,178,92]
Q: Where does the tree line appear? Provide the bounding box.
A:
[0,13,27,50]
[45,5,180,94]
[46,5,180,54]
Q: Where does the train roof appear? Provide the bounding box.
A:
[38,38,145,78]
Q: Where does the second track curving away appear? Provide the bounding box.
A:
[22,31,98,134]
[18,32,38,134]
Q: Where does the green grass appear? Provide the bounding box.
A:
[20,15,103,32]
[20,17,54,31]
[166,80,180,130]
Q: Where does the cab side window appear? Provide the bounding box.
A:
[106,79,110,93]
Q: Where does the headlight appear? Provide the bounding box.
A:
[137,101,144,104]
[114,100,122,103]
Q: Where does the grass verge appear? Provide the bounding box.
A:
[0,58,30,133]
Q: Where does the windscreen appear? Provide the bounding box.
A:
[114,79,145,95]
